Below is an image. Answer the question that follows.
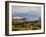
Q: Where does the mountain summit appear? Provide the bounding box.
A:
[12,17,25,19]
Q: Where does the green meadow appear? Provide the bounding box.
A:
[12,19,41,31]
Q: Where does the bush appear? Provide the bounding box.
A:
[12,29,19,31]
[15,22,24,26]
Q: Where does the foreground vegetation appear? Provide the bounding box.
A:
[12,19,41,31]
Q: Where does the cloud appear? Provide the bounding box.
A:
[12,6,41,13]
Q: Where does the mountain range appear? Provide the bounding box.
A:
[12,17,32,21]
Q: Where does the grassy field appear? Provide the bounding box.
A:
[12,19,41,31]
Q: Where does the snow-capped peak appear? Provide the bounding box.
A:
[12,17,23,19]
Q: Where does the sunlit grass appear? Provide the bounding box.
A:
[12,19,41,31]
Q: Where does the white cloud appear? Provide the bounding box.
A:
[12,6,41,13]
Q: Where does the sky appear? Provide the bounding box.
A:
[12,5,41,20]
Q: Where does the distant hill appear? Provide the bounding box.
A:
[12,17,32,22]
[12,17,23,19]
